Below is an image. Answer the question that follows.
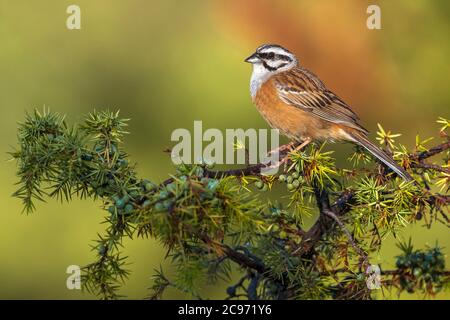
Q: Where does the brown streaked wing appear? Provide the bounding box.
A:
[274,68,368,133]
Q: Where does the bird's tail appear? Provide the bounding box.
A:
[348,130,413,182]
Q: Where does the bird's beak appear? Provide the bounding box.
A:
[244,52,260,63]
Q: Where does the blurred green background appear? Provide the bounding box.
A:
[0,0,449,299]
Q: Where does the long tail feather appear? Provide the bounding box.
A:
[348,131,413,182]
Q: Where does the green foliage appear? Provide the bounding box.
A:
[288,144,337,187]
[393,239,448,296]
[11,110,450,300]
[352,178,419,238]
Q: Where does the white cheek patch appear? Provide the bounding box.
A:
[268,60,289,70]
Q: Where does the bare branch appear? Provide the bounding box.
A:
[416,141,450,161]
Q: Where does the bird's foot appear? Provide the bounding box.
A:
[268,141,296,156]
[290,137,312,154]
[265,139,312,172]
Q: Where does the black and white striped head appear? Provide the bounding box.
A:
[246,44,298,97]
[245,44,297,72]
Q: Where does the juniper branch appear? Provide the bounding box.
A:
[11,110,450,300]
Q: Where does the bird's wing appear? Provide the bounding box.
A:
[274,68,368,133]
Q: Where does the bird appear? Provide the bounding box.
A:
[244,44,412,181]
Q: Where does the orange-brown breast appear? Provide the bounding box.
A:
[253,78,350,142]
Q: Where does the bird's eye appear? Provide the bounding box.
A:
[267,52,275,59]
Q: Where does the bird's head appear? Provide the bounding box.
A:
[245,44,298,73]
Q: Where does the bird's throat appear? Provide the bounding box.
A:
[250,63,272,99]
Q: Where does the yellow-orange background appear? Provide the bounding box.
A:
[0,0,449,299]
